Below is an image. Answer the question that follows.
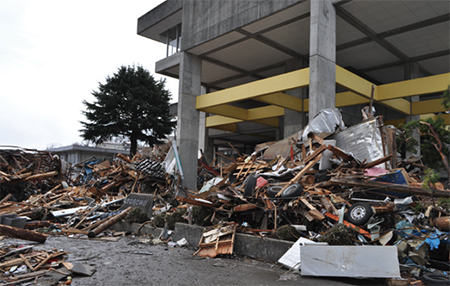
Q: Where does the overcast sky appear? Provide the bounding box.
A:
[0,0,178,150]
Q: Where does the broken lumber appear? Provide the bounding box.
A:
[0,224,47,243]
[88,207,132,238]
[329,177,450,198]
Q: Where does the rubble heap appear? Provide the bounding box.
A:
[0,108,449,284]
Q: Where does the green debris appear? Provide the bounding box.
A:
[165,209,186,230]
[124,207,151,224]
[275,225,301,242]
[319,224,354,245]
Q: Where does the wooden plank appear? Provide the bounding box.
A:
[320,196,338,215]
[361,154,393,169]
[300,209,314,221]
[308,133,324,144]
[236,163,246,178]
[300,198,325,220]
[176,196,218,208]
[233,204,258,212]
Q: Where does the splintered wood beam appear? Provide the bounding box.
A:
[300,198,325,220]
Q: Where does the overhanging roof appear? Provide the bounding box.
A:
[141,0,449,90]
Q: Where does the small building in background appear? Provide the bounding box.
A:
[48,142,129,165]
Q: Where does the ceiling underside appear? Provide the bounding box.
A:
[156,0,450,148]
[184,0,450,90]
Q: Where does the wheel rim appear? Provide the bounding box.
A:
[351,206,366,220]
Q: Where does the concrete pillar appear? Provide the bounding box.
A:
[284,59,308,137]
[177,52,202,190]
[405,62,421,159]
[309,0,336,120]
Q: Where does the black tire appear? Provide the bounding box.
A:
[281,183,303,198]
[244,175,257,197]
[422,273,450,285]
[267,185,283,198]
[345,202,373,226]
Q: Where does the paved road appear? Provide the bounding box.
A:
[1,235,385,286]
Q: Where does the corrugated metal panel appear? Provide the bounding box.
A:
[330,117,384,164]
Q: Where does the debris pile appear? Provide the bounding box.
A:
[0,243,97,285]
[0,108,449,283]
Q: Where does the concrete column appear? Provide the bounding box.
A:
[309,0,336,120]
[284,59,307,137]
[405,62,421,159]
[177,52,202,190]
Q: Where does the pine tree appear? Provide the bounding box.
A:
[80,65,176,156]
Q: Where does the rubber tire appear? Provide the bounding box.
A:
[422,273,450,285]
[281,183,303,198]
[345,202,373,226]
[267,185,283,198]
[244,175,257,197]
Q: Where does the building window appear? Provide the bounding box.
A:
[161,24,181,57]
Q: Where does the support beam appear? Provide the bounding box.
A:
[377,73,450,101]
[413,99,448,115]
[336,65,375,99]
[196,68,309,109]
[202,105,284,121]
[420,114,450,125]
[255,92,304,112]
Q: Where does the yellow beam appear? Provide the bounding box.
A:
[379,98,411,115]
[336,65,376,99]
[206,115,242,127]
[335,91,369,107]
[247,105,284,120]
[255,92,303,112]
[196,68,310,109]
[420,113,450,125]
[412,98,448,115]
[377,73,450,101]
[202,105,247,120]
[202,104,284,121]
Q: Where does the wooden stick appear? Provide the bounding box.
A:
[32,253,51,271]
[19,254,35,271]
[0,193,12,205]
[23,171,58,181]
[228,143,242,158]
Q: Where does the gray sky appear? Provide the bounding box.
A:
[0,0,178,150]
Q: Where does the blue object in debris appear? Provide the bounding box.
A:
[372,169,410,198]
[374,169,408,185]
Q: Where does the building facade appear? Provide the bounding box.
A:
[138,0,450,190]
